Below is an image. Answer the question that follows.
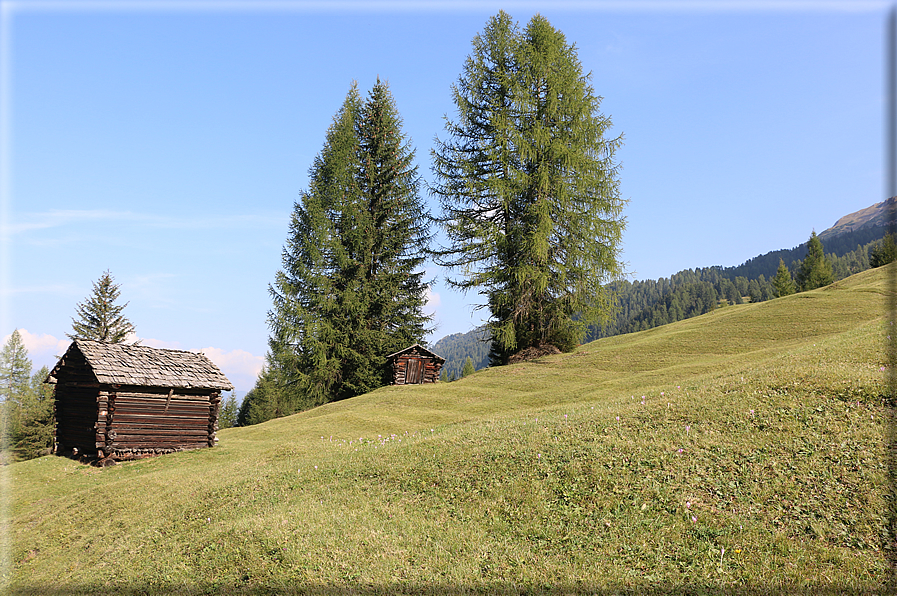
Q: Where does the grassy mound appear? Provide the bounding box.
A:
[6,265,891,595]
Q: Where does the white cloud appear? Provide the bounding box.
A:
[424,287,441,315]
[199,347,265,392]
[5,329,70,360]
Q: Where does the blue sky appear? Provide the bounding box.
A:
[0,0,888,391]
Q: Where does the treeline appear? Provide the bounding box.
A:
[721,225,885,281]
[425,227,891,374]
[588,228,887,340]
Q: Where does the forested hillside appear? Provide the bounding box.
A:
[721,225,885,281]
[431,329,491,380]
[434,221,890,362]
[587,227,881,339]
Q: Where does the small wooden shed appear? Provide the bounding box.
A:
[386,344,445,385]
[47,339,233,461]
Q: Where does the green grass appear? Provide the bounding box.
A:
[5,265,892,595]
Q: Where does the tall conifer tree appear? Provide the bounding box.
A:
[432,12,626,365]
[264,81,431,417]
[69,270,135,343]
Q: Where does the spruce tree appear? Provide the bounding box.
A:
[795,232,834,292]
[265,81,431,417]
[772,258,796,298]
[69,270,135,343]
[432,12,626,366]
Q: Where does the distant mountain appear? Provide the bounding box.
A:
[431,328,491,379]
[819,196,895,241]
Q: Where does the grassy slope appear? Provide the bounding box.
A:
[6,266,891,595]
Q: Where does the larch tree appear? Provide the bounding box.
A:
[431,12,626,366]
[0,330,31,405]
[262,80,431,419]
[69,270,135,343]
[795,232,834,292]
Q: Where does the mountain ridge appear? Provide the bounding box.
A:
[819,196,895,240]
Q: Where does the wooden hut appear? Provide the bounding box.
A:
[47,339,233,461]
[386,344,445,385]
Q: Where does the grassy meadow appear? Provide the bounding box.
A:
[5,265,892,595]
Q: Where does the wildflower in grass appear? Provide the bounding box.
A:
[749,409,755,417]
[686,425,690,434]
[692,516,697,523]
[615,416,620,421]
[677,448,684,453]
[686,501,691,508]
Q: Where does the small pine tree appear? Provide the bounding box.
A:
[461,356,475,378]
[69,270,135,343]
[772,258,796,298]
[795,232,834,292]
[13,366,55,460]
[870,232,897,268]
[218,391,238,429]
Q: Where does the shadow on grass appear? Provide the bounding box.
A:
[6,583,886,596]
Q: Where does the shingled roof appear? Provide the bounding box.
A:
[48,339,233,391]
[385,343,445,362]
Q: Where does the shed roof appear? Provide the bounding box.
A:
[48,339,234,391]
[385,343,445,363]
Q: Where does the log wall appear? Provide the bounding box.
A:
[105,387,219,458]
[54,355,220,460]
[391,356,442,385]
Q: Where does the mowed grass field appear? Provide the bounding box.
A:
[5,265,891,595]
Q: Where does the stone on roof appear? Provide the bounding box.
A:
[48,339,233,391]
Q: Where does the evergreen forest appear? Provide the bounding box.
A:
[432,225,892,377]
